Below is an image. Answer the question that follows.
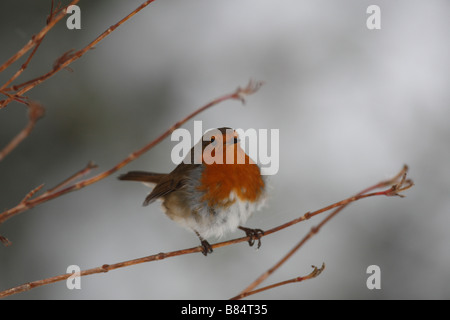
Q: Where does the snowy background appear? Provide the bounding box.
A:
[1,0,449,299]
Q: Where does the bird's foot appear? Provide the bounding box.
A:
[239,226,264,249]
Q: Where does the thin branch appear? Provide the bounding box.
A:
[0,0,79,76]
[229,263,325,300]
[0,1,77,161]
[42,161,98,196]
[0,0,63,91]
[0,162,97,245]
[0,100,45,161]
[0,81,264,242]
[20,184,45,204]
[0,0,157,109]
[0,167,412,298]
[235,165,413,297]
[0,37,44,91]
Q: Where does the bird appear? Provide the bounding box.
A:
[118,127,267,255]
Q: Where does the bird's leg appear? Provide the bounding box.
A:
[195,230,213,256]
[238,226,264,249]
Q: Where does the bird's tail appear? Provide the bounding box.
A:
[118,171,165,184]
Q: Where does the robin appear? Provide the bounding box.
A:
[119,127,266,255]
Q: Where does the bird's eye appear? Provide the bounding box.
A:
[210,137,216,143]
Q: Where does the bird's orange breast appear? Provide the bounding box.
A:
[197,160,265,208]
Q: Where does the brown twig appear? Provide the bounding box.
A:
[0,38,44,91]
[42,161,98,196]
[0,80,264,243]
[0,1,78,163]
[0,0,62,91]
[229,263,325,300]
[0,0,79,77]
[0,161,97,245]
[0,100,45,161]
[0,0,160,165]
[0,0,157,109]
[0,166,412,298]
[235,165,413,297]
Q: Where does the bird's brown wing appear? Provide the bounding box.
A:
[138,163,200,206]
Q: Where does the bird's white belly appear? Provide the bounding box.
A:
[170,191,266,239]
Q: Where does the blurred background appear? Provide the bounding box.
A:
[1,0,449,299]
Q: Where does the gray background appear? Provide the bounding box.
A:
[1,0,449,299]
